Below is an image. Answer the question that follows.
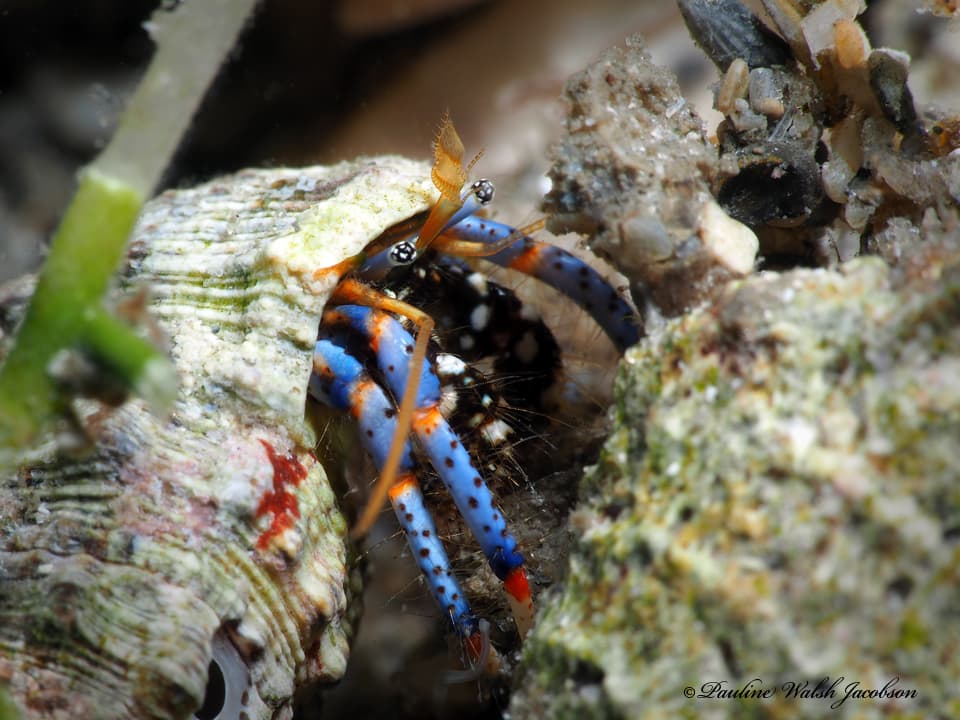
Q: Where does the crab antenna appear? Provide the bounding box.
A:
[354,324,428,537]
[464,147,484,176]
[431,111,468,201]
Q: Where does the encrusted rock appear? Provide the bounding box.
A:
[543,36,757,322]
[680,0,960,266]
[511,246,960,720]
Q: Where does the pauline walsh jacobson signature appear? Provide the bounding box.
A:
[684,676,916,709]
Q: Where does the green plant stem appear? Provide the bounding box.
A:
[82,308,177,409]
[0,170,143,445]
[0,685,20,720]
[0,0,260,448]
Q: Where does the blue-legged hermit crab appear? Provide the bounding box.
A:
[0,115,639,719]
[310,114,639,670]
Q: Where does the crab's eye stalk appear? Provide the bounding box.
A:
[470,179,495,206]
[389,239,418,266]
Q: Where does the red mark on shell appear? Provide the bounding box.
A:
[255,440,308,550]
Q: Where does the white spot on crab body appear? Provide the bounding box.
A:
[481,419,513,446]
[467,272,488,295]
[439,386,459,418]
[471,304,491,331]
[436,353,467,376]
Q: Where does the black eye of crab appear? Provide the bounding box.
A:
[389,239,418,266]
[471,178,495,205]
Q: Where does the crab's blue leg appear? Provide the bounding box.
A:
[440,217,641,351]
[323,305,535,637]
[361,215,640,351]
[329,279,435,540]
[310,336,483,642]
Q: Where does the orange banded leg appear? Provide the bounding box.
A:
[330,279,434,538]
[440,216,641,351]
[322,304,535,639]
[310,338,499,662]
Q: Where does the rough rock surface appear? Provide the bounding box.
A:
[543,37,755,322]
[517,9,960,716]
[511,248,960,719]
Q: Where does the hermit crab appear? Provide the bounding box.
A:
[0,115,636,718]
[310,114,639,669]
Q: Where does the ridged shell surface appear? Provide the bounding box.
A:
[0,157,436,719]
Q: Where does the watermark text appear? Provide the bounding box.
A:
[682,676,916,710]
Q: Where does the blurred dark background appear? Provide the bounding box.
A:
[0,1,953,279]
[0,0,712,283]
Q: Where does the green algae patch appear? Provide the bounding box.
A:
[512,256,960,720]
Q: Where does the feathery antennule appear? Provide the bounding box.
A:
[417,114,473,253]
[432,112,468,202]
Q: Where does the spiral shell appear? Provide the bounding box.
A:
[0,157,437,719]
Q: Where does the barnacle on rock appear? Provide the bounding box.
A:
[0,158,437,719]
